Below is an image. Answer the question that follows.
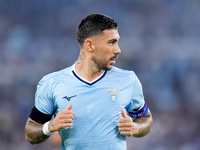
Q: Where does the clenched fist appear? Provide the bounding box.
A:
[49,104,75,132]
[118,109,139,136]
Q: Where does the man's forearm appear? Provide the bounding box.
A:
[132,110,153,137]
[25,118,49,144]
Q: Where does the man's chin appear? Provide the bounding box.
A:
[98,63,113,71]
[105,65,113,71]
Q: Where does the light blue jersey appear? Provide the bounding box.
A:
[35,64,148,150]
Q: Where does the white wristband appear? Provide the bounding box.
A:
[43,121,53,136]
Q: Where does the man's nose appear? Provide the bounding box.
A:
[114,44,121,54]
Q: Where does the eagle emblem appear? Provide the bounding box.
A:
[104,89,121,101]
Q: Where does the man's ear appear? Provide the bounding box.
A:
[84,38,94,52]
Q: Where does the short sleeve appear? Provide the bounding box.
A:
[34,78,55,115]
[126,74,149,118]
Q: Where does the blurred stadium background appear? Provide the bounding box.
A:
[0,0,200,150]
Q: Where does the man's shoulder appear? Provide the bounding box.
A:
[106,66,138,83]
[39,65,73,84]
[110,66,136,76]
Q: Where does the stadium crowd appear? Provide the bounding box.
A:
[0,0,200,149]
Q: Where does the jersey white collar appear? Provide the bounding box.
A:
[72,64,106,85]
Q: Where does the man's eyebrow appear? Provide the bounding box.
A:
[108,39,118,42]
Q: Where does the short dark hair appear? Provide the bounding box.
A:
[76,13,118,47]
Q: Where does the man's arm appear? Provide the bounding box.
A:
[25,104,75,144]
[131,110,153,137]
[25,118,49,144]
[118,109,153,137]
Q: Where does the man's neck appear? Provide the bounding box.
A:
[75,52,103,82]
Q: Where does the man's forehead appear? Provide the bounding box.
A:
[99,29,120,40]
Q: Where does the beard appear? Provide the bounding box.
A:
[93,59,109,71]
[92,55,117,71]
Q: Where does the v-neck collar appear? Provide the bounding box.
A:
[72,64,107,86]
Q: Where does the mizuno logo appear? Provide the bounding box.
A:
[104,89,121,101]
[63,95,77,101]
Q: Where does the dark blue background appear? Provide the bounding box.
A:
[0,0,200,149]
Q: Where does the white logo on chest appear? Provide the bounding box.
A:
[104,89,121,101]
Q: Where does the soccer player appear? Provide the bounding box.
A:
[25,13,153,150]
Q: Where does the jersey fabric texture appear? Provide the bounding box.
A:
[34,64,148,150]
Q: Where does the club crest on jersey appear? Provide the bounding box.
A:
[104,89,121,101]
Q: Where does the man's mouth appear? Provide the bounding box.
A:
[110,59,115,63]
[110,56,117,64]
